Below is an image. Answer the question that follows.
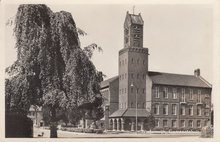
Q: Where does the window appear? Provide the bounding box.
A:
[155,87,159,98]
[163,87,168,98]
[155,119,159,127]
[143,102,145,108]
[204,120,208,126]
[163,120,168,127]
[189,105,193,116]
[143,60,145,65]
[142,74,145,79]
[131,73,134,79]
[180,105,185,115]
[197,120,201,127]
[189,89,193,100]
[137,88,139,94]
[131,102,133,108]
[154,104,160,115]
[131,88,133,93]
[137,73,139,79]
[197,106,202,116]
[125,88,127,94]
[172,104,177,115]
[197,90,202,103]
[189,120,193,127]
[172,120,177,127]
[180,120,185,127]
[205,109,209,116]
[172,88,177,99]
[163,104,168,115]
[131,58,134,63]
[137,103,140,108]
[125,73,127,79]
[181,89,185,102]
[137,59,139,64]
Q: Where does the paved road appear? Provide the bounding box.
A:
[34,127,201,139]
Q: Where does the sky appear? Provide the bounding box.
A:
[4,4,213,83]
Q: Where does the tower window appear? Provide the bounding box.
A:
[131,58,134,63]
[131,73,134,79]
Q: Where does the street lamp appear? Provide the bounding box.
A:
[130,83,138,133]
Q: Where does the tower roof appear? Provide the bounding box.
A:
[124,11,144,26]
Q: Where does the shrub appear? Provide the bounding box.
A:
[5,112,33,138]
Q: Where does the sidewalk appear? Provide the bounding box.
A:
[34,127,201,138]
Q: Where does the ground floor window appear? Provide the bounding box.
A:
[172,120,177,127]
[188,120,193,127]
[155,119,159,127]
[197,120,201,127]
[180,120,185,127]
[163,120,168,127]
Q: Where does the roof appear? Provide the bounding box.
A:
[110,108,150,118]
[130,14,144,25]
[100,76,118,89]
[100,71,211,89]
[148,71,211,88]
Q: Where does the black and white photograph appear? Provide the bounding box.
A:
[1,0,220,141]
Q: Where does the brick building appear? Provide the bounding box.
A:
[100,11,212,131]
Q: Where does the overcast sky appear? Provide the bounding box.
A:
[4,4,213,83]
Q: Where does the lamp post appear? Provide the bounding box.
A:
[131,83,137,133]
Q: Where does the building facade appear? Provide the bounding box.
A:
[100,12,212,131]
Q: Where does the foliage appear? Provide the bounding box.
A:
[5,4,104,138]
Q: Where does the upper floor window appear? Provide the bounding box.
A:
[143,60,145,65]
[154,104,160,115]
[172,88,177,99]
[197,106,202,116]
[163,104,168,115]
[197,90,202,103]
[142,74,145,80]
[155,87,159,98]
[180,105,186,115]
[163,87,168,98]
[131,58,134,63]
[189,89,193,100]
[189,105,193,116]
[181,88,186,102]
[131,73,134,79]
[172,104,177,115]
[137,59,139,64]
[142,88,145,94]
[137,73,139,79]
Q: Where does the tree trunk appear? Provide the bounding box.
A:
[50,108,57,138]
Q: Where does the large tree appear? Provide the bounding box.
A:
[6,4,103,138]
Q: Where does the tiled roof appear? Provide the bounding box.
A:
[100,76,118,89]
[148,71,211,88]
[110,108,150,118]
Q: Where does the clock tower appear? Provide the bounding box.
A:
[118,11,149,110]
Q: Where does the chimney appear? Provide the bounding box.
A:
[194,69,200,77]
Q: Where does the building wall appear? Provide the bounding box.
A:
[109,78,119,115]
[151,84,212,129]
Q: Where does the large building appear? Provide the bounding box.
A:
[100,12,212,131]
